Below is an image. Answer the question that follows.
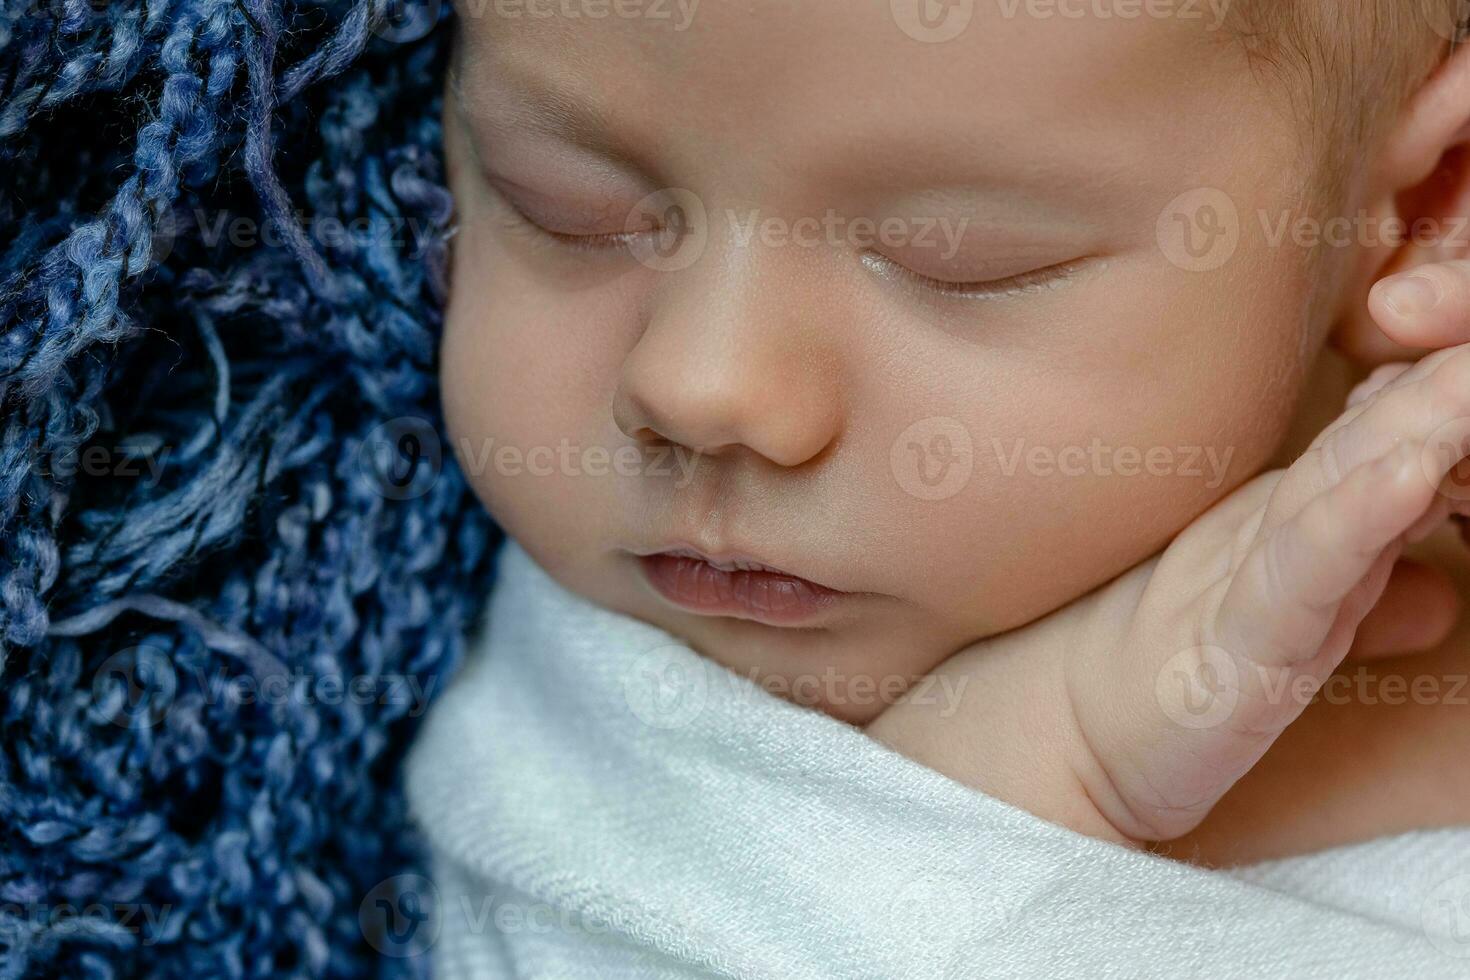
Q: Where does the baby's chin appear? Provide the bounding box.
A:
[592,579,978,726]
[663,625,931,725]
[501,517,1082,723]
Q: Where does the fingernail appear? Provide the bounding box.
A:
[1381,274,1443,319]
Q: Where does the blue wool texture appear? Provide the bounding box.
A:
[0,1,496,975]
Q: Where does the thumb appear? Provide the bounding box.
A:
[1370,259,1470,349]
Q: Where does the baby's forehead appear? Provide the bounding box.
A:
[454,0,1232,81]
[451,0,1260,195]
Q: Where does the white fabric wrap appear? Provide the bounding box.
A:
[406,541,1470,979]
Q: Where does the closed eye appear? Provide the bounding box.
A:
[860,251,1094,300]
[486,177,660,254]
[497,206,647,252]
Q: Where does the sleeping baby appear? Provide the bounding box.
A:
[404,0,1470,975]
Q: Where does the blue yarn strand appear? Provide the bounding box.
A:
[0,1,495,975]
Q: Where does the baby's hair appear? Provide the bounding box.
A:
[1231,0,1466,202]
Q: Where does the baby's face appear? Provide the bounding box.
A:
[442,0,1340,722]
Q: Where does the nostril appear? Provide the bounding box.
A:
[612,379,711,451]
[633,430,680,453]
[611,387,653,442]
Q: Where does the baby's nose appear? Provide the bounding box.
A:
[611,240,845,467]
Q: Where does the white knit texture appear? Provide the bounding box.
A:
[406,541,1470,979]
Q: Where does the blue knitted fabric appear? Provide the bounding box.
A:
[0,1,497,975]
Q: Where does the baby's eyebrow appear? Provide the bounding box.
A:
[449,44,614,150]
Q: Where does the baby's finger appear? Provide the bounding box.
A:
[1348,363,1413,408]
[1260,345,1470,533]
[1371,261,1470,348]
[1216,442,1431,672]
[1077,453,1444,843]
[1347,558,1461,660]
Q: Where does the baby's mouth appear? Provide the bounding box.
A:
[635,547,847,627]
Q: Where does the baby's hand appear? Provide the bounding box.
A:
[869,344,1470,846]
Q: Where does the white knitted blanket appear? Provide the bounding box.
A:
[405,541,1470,979]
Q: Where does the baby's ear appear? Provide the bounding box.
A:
[1331,37,1470,367]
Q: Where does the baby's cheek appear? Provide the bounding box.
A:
[439,245,643,573]
[902,298,1307,637]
